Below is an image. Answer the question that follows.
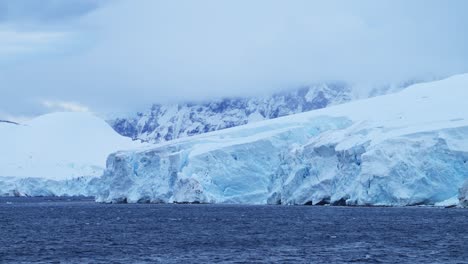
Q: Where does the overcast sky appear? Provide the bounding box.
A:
[1,0,468,121]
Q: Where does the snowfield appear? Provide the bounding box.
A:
[0,112,142,196]
[95,74,468,206]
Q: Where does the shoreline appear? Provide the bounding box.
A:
[0,196,464,208]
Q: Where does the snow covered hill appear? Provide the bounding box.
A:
[96,74,468,206]
[110,82,411,143]
[0,112,143,196]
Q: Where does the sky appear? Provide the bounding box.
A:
[1,0,468,121]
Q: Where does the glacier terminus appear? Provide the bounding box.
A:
[3,75,465,207]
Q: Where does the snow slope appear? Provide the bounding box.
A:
[96,74,468,205]
[0,112,143,196]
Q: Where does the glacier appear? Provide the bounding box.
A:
[459,180,468,207]
[95,74,468,206]
[0,176,96,197]
[1,76,467,207]
[0,112,143,197]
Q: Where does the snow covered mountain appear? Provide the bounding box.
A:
[0,112,143,196]
[96,74,468,206]
[110,82,409,143]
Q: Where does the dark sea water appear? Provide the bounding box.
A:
[0,197,467,264]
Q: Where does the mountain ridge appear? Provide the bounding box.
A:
[109,81,417,143]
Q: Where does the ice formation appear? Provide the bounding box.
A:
[96,74,468,205]
[459,180,468,207]
[1,75,466,206]
[0,112,142,196]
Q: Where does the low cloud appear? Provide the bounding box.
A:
[41,100,90,113]
[1,0,468,117]
[0,29,69,58]
[0,0,103,23]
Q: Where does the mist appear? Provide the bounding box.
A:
[1,0,468,119]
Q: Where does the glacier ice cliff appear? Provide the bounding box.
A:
[95,74,468,205]
[96,119,468,205]
[0,176,97,197]
[459,180,468,207]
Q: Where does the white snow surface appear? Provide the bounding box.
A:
[0,112,143,196]
[96,74,468,205]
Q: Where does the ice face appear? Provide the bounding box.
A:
[95,74,468,205]
[0,176,97,197]
[459,180,468,207]
[96,116,350,203]
[95,118,468,205]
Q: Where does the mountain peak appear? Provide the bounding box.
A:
[109,81,419,143]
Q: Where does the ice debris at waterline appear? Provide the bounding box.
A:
[95,74,468,206]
